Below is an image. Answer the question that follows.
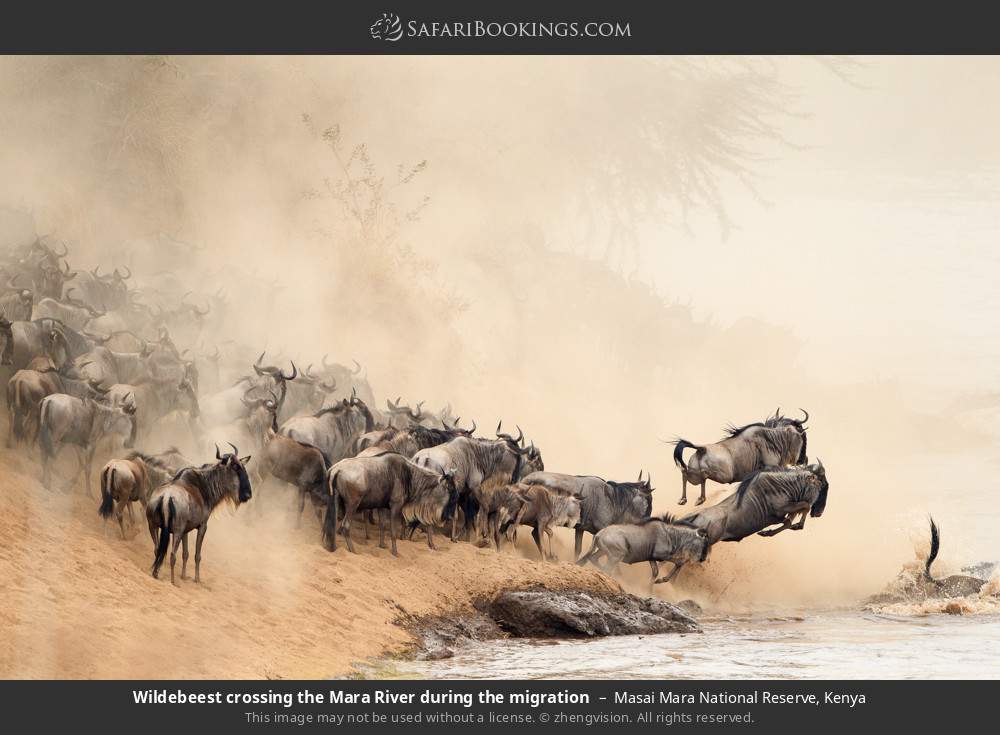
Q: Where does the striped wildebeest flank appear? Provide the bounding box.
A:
[519,469,654,559]
[6,357,101,446]
[243,388,331,528]
[323,451,458,555]
[671,413,808,506]
[411,422,543,542]
[147,443,253,585]
[97,448,190,538]
[681,460,828,545]
[505,484,582,561]
[38,391,137,493]
[279,388,375,464]
[32,288,105,331]
[576,514,710,584]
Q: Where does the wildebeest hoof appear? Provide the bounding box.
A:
[695,497,705,506]
[677,498,687,506]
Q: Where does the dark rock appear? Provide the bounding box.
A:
[406,614,502,661]
[480,590,701,638]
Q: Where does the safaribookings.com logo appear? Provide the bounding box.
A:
[369,13,631,42]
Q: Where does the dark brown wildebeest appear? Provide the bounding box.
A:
[244,389,331,527]
[324,451,457,555]
[505,483,581,561]
[681,461,828,545]
[38,392,137,493]
[576,514,710,584]
[671,417,806,506]
[473,479,527,550]
[519,470,654,560]
[147,443,253,585]
[97,448,190,538]
[412,423,543,541]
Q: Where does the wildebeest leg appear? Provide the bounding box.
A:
[181,533,190,580]
[425,523,437,550]
[343,502,358,553]
[378,509,387,549]
[194,523,207,582]
[169,531,183,586]
[649,560,660,582]
[388,503,400,557]
[296,488,307,528]
[758,519,793,537]
[491,514,502,551]
[126,501,136,529]
[696,481,707,506]
[530,525,545,560]
[678,477,688,505]
[655,562,685,584]
[790,511,808,530]
[363,510,372,540]
[406,520,420,540]
[574,528,584,560]
[83,450,95,499]
[116,500,127,539]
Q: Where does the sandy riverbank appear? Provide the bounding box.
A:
[0,450,618,679]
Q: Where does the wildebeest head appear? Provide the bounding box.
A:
[808,458,828,517]
[764,408,809,464]
[0,317,13,365]
[215,442,253,504]
[36,259,76,300]
[445,417,476,437]
[253,352,297,385]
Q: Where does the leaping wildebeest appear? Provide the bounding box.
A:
[671,411,808,506]
[38,392,137,493]
[577,513,710,584]
[681,461,828,545]
[147,443,253,585]
[324,451,457,555]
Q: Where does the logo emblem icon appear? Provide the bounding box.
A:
[370,12,403,42]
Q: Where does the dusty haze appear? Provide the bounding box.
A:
[1,55,998,623]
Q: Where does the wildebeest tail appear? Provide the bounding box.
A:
[98,466,115,518]
[38,400,54,458]
[671,439,698,469]
[924,516,940,582]
[151,497,173,576]
[576,535,601,567]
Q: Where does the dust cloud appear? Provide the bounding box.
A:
[1,55,997,620]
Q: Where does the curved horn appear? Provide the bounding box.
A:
[228,442,239,457]
[468,419,476,434]
[53,241,68,257]
[496,420,502,437]
[215,444,222,460]
[637,469,643,482]
[119,264,132,280]
[280,361,297,381]
[798,408,809,425]
[351,359,362,375]
[514,425,523,446]
[322,353,332,369]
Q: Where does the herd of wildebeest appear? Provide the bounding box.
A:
[0,237,830,588]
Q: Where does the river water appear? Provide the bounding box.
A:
[398,609,1000,679]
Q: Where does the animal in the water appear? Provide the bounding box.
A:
[671,414,807,506]
[922,518,988,598]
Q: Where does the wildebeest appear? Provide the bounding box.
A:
[6,359,104,445]
[356,420,475,458]
[32,288,104,331]
[147,444,253,585]
[198,352,296,427]
[519,470,654,559]
[671,417,806,505]
[506,483,582,561]
[279,389,375,464]
[38,393,137,493]
[0,277,33,322]
[324,451,457,555]
[576,513,710,584]
[473,479,528,550]
[244,389,331,526]
[681,461,828,545]
[412,423,543,541]
[97,448,189,538]
[105,374,200,442]
[921,518,989,597]
[4,317,77,370]
[280,364,337,419]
